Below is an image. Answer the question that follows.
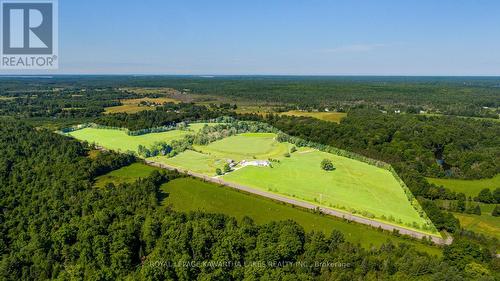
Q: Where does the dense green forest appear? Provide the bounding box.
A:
[0,88,136,118]
[0,120,498,280]
[1,76,499,118]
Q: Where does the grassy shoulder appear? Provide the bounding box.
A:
[161,177,441,256]
[427,175,500,197]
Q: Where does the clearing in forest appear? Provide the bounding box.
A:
[427,175,500,197]
[67,123,208,153]
[279,110,347,123]
[66,126,438,235]
[104,97,181,114]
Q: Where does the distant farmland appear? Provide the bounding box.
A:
[279,111,347,123]
[104,97,181,114]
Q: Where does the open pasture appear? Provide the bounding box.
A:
[161,177,441,255]
[279,110,347,123]
[94,163,162,188]
[104,96,181,114]
[222,148,433,232]
[67,123,209,153]
[427,174,500,197]
[195,133,292,161]
[152,150,223,175]
[453,212,500,239]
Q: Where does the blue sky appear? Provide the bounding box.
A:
[5,0,500,75]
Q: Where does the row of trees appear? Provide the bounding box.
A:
[137,135,194,158]
[475,188,500,204]
[95,103,233,131]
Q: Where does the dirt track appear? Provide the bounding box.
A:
[144,159,452,245]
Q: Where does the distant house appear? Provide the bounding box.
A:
[240,160,270,167]
[226,159,237,168]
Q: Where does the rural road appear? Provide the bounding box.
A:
[144,159,451,245]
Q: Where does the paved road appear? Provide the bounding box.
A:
[144,159,452,245]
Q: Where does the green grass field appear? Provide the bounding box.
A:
[427,174,500,197]
[161,177,441,255]
[194,133,292,161]
[151,150,223,175]
[453,212,500,239]
[94,163,162,188]
[67,123,209,153]
[479,203,497,214]
[222,149,432,232]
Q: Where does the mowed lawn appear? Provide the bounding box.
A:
[279,111,347,123]
[161,177,441,256]
[94,163,162,188]
[453,212,500,239]
[427,174,500,197]
[67,123,209,153]
[223,149,429,231]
